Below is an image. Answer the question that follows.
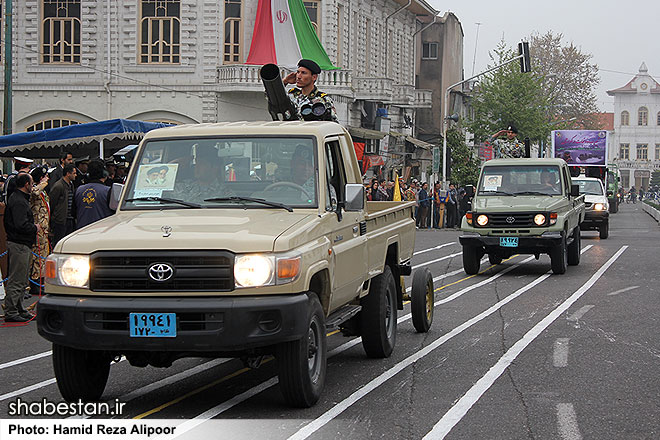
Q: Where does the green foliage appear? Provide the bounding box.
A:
[467,42,553,145]
[651,170,660,187]
[446,128,480,187]
[644,200,660,211]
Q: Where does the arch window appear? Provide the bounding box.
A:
[42,0,81,64]
[26,119,80,132]
[620,110,629,126]
[140,0,180,64]
[638,107,648,126]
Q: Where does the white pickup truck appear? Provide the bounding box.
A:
[37,121,433,407]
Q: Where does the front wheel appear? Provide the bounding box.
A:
[550,236,568,275]
[411,268,434,333]
[52,344,111,402]
[276,293,327,408]
[462,246,481,275]
[599,222,609,239]
[361,266,397,358]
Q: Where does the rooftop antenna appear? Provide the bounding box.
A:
[471,22,482,76]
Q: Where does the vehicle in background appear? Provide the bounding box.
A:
[606,164,621,213]
[572,177,609,239]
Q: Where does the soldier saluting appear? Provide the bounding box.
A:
[282,59,338,123]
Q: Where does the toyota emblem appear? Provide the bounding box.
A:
[506,216,516,224]
[148,263,174,282]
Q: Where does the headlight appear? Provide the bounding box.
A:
[593,203,605,211]
[234,254,302,288]
[534,214,546,226]
[476,214,489,226]
[45,254,90,288]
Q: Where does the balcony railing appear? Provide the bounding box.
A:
[615,159,660,169]
[353,77,394,102]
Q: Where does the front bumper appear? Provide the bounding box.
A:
[580,210,609,230]
[37,293,310,353]
[459,232,564,254]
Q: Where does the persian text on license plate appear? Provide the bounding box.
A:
[129,313,176,337]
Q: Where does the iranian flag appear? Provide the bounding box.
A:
[246,0,336,70]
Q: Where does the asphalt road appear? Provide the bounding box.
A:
[1,202,658,440]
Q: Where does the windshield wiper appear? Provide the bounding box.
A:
[513,191,556,196]
[124,197,202,208]
[479,190,515,196]
[204,196,293,212]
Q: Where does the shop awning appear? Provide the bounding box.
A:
[348,126,387,140]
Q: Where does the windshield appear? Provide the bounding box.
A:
[574,179,603,195]
[122,136,318,209]
[478,165,562,196]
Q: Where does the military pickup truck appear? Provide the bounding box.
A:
[459,158,585,275]
[37,121,433,408]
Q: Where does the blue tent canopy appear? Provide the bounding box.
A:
[0,118,172,159]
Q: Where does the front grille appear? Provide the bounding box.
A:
[90,251,234,292]
[84,311,224,332]
[485,213,536,228]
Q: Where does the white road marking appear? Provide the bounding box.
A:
[0,378,56,402]
[422,246,627,440]
[567,305,595,322]
[164,254,545,439]
[607,286,639,296]
[0,351,51,370]
[553,338,570,368]
[406,258,489,293]
[557,403,582,440]
[413,252,463,269]
[413,242,456,256]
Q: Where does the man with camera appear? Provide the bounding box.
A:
[282,59,338,122]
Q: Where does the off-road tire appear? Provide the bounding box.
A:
[550,236,568,275]
[463,246,481,275]
[488,254,503,265]
[52,344,111,402]
[361,266,397,358]
[276,293,327,408]
[567,227,581,266]
[599,222,609,239]
[411,268,434,333]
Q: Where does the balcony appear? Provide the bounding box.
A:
[353,77,394,102]
[615,159,660,170]
[391,85,433,108]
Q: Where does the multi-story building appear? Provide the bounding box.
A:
[608,62,660,190]
[0,0,445,179]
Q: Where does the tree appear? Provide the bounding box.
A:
[651,170,660,187]
[529,31,601,128]
[467,41,552,146]
[446,128,480,187]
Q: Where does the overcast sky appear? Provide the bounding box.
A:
[427,0,660,112]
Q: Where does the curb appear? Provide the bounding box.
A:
[642,202,660,224]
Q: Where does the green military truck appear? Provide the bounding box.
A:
[460,158,585,275]
[606,164,621,213]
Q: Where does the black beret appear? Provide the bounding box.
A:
[298,59,321,75]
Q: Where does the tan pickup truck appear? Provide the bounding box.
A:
[37,121,432,407]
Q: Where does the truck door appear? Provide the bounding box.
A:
[323,138,367,310]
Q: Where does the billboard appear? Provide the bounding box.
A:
[551,130,608,166]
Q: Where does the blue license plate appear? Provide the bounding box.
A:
[129,313,176,337]
[500,237,519,248]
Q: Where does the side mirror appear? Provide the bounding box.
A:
[465,185,475,197]
[606,190,613,197]
[570,184,580,197]
[345,184,365,211]
[109,183,124,211]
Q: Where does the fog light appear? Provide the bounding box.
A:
[258,311,281,333]
[46,311,63,331]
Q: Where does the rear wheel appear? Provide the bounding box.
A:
[361,266,397,358]
[411,268,434,333]
[462,246,481,275]
[488,254,503,265]
[550,236,568,274]
[599,222,609,239]
[277,293,327,408]
[52,344,111,402]
[567,227,581,266]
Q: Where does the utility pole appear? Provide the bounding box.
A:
[3,0,12,135]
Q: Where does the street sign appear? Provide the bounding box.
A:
[433,147,440,173]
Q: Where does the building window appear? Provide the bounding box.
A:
[422,42,438,60]
[620,111,629,126]
[42,0,81,64]
[638,107,648,126]
[636,143,648,160]
[26,119,80,132]
[657,112,660,125]
[304,1,320,36]
[140,0,180,64]
[223,0,242,63]
[620,143,629,160]
[656,144,660,161]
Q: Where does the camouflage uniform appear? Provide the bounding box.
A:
[490,138,525,159]
[288,87,338,122]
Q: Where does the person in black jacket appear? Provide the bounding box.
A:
[4,173,41,322]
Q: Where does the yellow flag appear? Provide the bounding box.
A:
[393,172,401,201]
